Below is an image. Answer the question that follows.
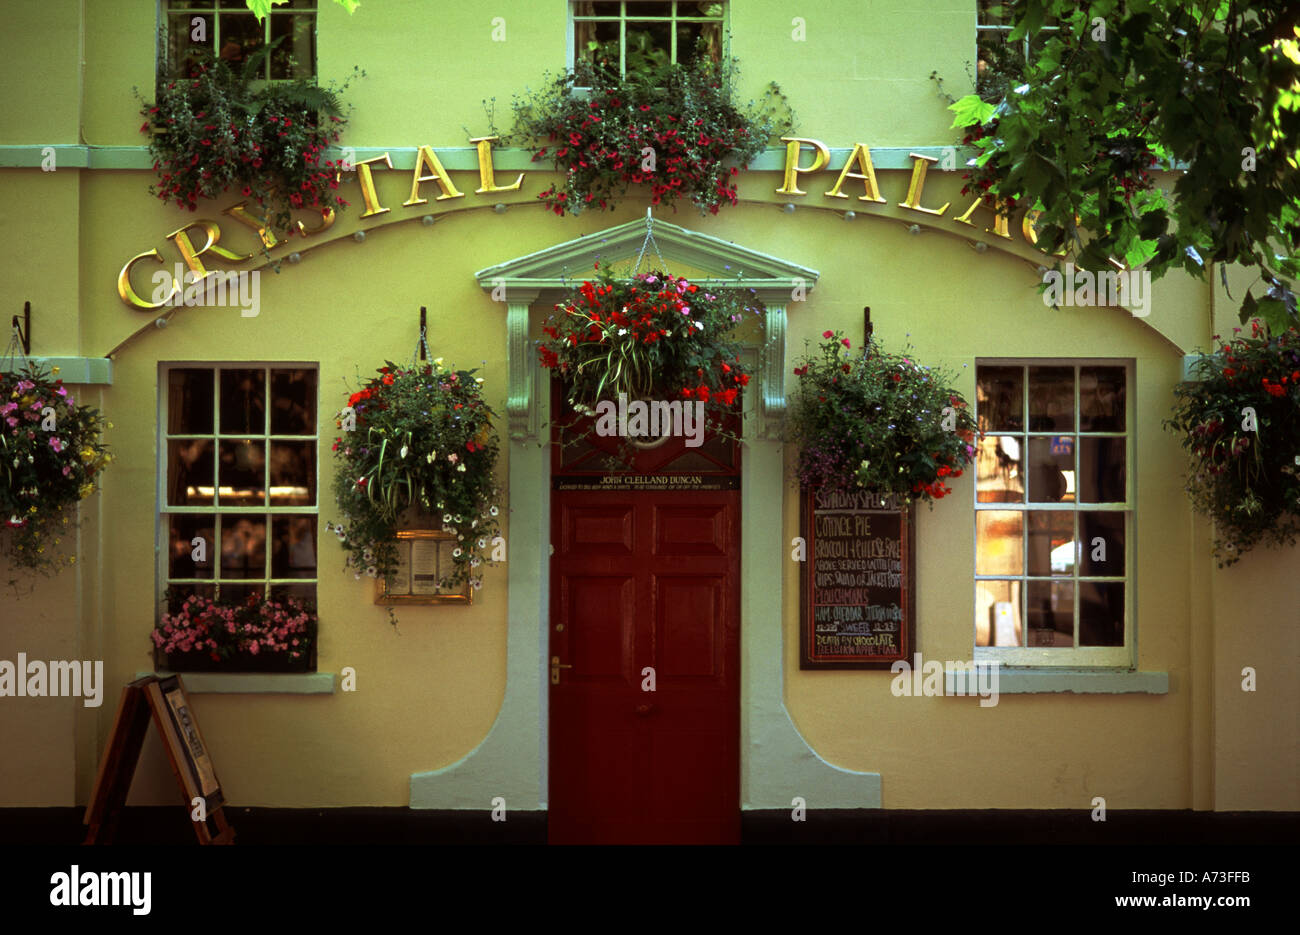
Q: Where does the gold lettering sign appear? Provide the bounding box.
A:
[403,145,465,206]
[953,196,1013,240]
[824,143,887,203]
[899,153,950,217]
[354,152,394,217]
[469,136,524,194]
[776,137,830,196]
[167,221,250,281]
[117,249,180,310]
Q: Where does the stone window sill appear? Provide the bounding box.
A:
[944,667,1169,695]
[134,671,336,694]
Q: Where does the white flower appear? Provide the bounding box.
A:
[471,577,482,590]
[693,321,704,330]
[618,328,628,336]
[443,513,453,523]
[452,547,462,558]
[433,357,444,367]
[335,528,347,541]
[362,548,374,562]
[400,445,408,459]
[477,538,487,549]
[475,377,485,384]
[354,572,362,580]
[457,463,467,472]
[489,506,499,516]
[366,565,377,577]
[470,557,481,567]
[455,514,463,523]
[471,519,478,528]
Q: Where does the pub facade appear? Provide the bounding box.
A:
[1,0,1295,844]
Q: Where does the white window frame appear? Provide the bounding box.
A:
[160,0,320,81]
[973,358,1136,669]
[567,0,729,78]
[156,362,320,616]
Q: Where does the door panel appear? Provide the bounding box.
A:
[549,489,739,844]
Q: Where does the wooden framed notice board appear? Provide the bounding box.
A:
[800,487,917,669]
[375,529,472,605]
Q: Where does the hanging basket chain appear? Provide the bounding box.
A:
[633,207,668,276]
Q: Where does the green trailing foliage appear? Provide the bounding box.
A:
[939,0,1300,332]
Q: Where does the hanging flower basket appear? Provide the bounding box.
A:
[1165,321,1300,565]
[151,590,316,673]
[539,265,761,423]
[328,360,503,607]
[1,362,112,581]
[507,58,792,215]
[788,331,978,504]
[137,38,360,237]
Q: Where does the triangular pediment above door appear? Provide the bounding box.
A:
[473,215,819,300]
[474,216,819,441]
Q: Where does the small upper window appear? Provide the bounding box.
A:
[975,1,1059,102]
[164,0,318,80]
[572,1,725,77]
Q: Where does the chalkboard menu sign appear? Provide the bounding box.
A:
[800,487,916,669]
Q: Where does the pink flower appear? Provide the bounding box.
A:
[842,339,851,349]
[49,437,64,453]
[822,330,834,339]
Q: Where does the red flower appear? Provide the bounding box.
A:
[822,330,835,339]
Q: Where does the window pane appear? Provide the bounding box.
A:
[625,22,671,70]
[169,514,216,579]
[270,441,315,505]
[169,14,213,75]
[269,12,314,79]
[977,0,1014,26]
[1028,510,1073,576]
[1026,434,1073,503]
[1079,582,1124,646]
[574,1,621,13]
[976,365,1023,432]
[577,19,620,66]
[1078,437,1125,502]
[168,369,214,434]
[977,434,1024,502]
[1080,366,1126,431]
[221,515,266,579]
[976,579,1022,646]
[218,12,264,72]
[631,2,673,15]
[269,582,317,606]
[270,369,317,434]
[1080,512,1124,576]
[1028,366,1074,431]
[676,20,721,63]
[976,510,1022,575]
[168,439,215,506]
[681,2,725,16]
[220,369,266,434]
[219,439,266,505]
[1027,580,1074,646]
[272,516,317,578]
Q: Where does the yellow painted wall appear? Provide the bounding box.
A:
[1,0,1295,812]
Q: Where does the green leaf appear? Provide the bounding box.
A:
[244,0,288,22]
[949,94,996,129]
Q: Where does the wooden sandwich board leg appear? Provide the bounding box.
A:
[83,674,235,845]
[83,677,157,845]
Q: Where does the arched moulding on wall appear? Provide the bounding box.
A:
[472,215,821,442]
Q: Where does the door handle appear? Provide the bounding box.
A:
[550,656,573,685]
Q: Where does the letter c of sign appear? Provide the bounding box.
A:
[118,249,180,309]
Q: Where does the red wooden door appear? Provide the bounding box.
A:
[548,399,741,844]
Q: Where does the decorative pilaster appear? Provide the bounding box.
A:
[761,302,788,439]
[504,293,539,441]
